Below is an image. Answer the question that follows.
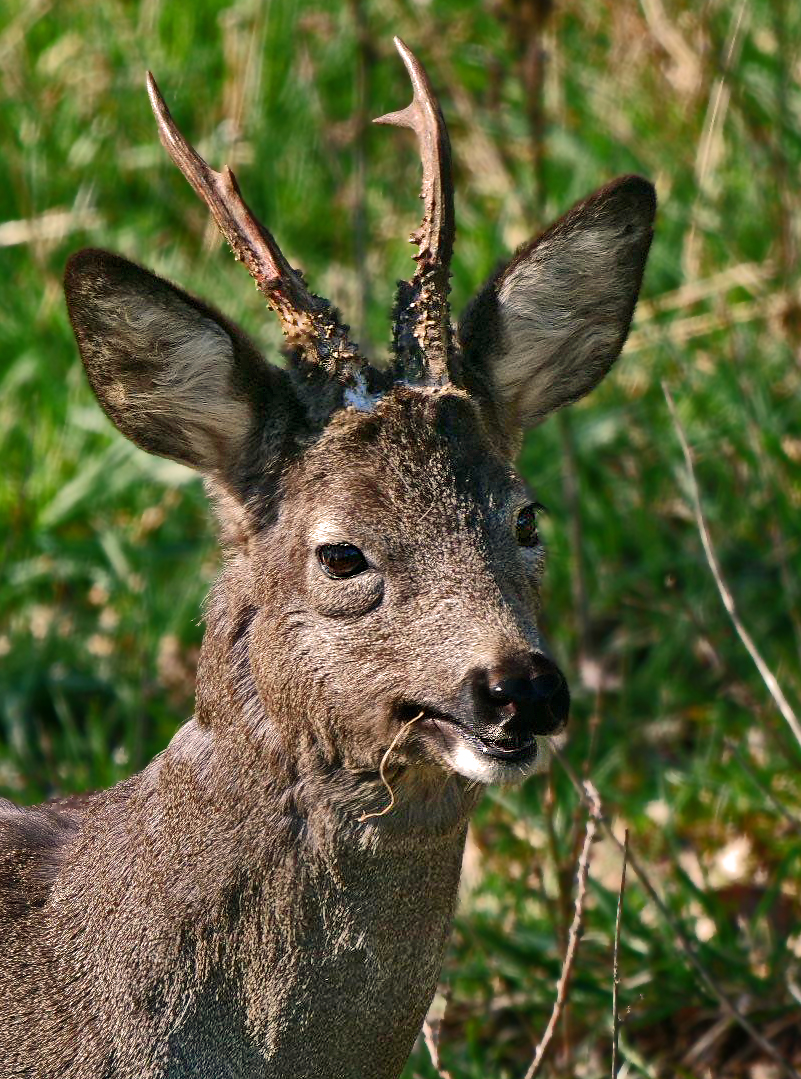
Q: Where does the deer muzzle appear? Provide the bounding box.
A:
[404,654,569,782]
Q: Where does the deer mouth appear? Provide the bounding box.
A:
[432,718,538,763]
[399,703,540,774]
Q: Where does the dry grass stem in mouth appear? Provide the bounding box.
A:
[358,712,425,822]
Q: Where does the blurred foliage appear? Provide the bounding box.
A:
[1,0,801,1075]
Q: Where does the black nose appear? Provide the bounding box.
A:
[488,673,562,708]
[482,662,569,736]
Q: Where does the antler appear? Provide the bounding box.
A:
[375,38,456,384]
[146,73,365,382]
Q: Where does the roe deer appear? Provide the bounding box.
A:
[0,38,654,1079]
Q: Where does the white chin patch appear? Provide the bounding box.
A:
[441,729,561,786]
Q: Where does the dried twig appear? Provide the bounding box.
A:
[552,746,801,1079]
[523,780,602,1079]
[421,990,453,1079]
[611,829,629,1078]
[663,383,801,753]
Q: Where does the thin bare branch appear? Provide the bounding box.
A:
[552,746,801,1079]
[663,383,801,752]
[523,780,601,1079]
[421,990,453,1079]
[611,829,629,1078]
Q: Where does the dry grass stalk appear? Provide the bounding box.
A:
[634,260,772,322]
[726,738,801,834]
[611,828,629,1078]
[0,208,102,248]
[663,383,801,752]
[639,0,702,95]
[682,1013,735,1070]
[358,712,423,822]
[627,287,792,353]
[553,745,801,1079]
[522,780,602,1079]
[682,0,749,280]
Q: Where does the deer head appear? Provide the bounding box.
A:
[64,38,654,798]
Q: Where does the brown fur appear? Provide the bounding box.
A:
[0,139,654,1075]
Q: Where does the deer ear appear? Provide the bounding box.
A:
[458,175,655,445]
[64,249,300,475]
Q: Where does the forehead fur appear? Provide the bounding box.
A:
[294,386,512,514]
[269,386,526,569]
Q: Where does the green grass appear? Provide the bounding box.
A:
[2,0,801,1075]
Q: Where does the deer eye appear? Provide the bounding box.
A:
[317,543,368,580]
[515,503,544,548]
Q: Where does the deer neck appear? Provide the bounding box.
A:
[117,703,474,1077]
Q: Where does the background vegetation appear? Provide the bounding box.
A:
[2,0,800,1075]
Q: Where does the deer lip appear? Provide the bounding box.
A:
[451,723,538,762]
[415,710,538,764]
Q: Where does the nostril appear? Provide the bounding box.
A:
[474,662,569,736]
[488,674,563,706]
[488,675,537,707]
[529,673,562,702]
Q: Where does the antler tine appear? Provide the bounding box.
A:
[374,38,456,383]
[146,73,363,378]
[374,38,455,273]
